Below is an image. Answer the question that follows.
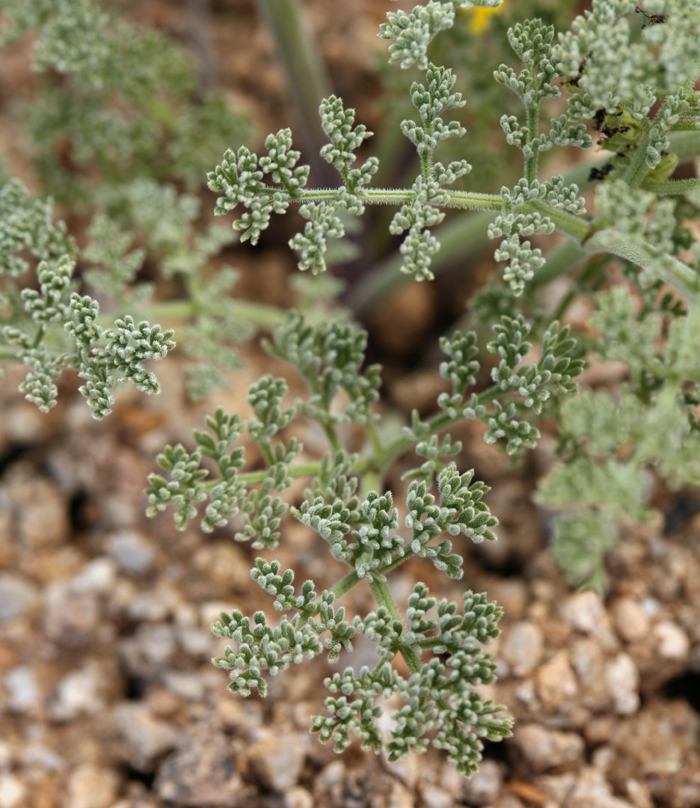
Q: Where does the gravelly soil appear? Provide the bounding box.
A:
[1,346,700,808]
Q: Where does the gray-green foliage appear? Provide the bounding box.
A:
[0,0,247,202]
[146,313,514,772]
[536,286,700,591]
[5,0,700,780]
[0,179,175,417]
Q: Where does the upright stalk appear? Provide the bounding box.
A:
[254,0,337,186]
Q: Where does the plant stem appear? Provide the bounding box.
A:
[641,177,700,195]
[96,298,288,331]
[585,229,700,299]
[254,0,336,187]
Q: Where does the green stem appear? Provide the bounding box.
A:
[671,118,700,130]
[641,177,700,195]
[96,298,288,330]
[254,0,335,186]
[526,200,590,243]
[330,570,361,601]
[622,122,652,190]
[585,229,700,299]
[359,469,381,501]
[531,238,589,287]
[525,103,539,184]
[369,578,403,624]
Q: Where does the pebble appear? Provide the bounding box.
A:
[284,786,315,808]
[0,573,38,621]
[561,591,619,650]
[315,760,345,801]
[653,621,690,661]
[244,731,306,794]
[570,639,609,711]
[161,670,208,702]
[118,624,178,678]
[561,591,606,633]
[43,582,100,647]
[66,765,121,808]
[567,767,636,808]
[69,558,117,595]
[501,621,544,677]
[460,758,502,806]
[419,783,453,808]
[512,725,585,772]
[612,598,650,643]
[536,651,579,710]
[47,664,103,723]
[21,744,64,772]
[124,590,173,622]
[387,781,415,808]
[108,531,155,576]
[155,732,250,807]
[3,665,40,713]
[5,467,69,548]
[112,702,181,770]
[0,773,27,808]
[605,654,640,715]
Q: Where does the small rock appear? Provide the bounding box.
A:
[217,699,263,739]
[387,781,415,808]
[244,731,306,794]
[570,639,609,711]
[162,670,208,702]
[584,716,616,746]
[605,654,640,715]
[112,702,180,770]
[567,766,636,808]
[501,621,544,677]
[0,574,38,622]
[653,621,690,661]
[284,786,314,808]
[626,778,654,808]
[561,591,618,650]
[21,744,64,772]
[70,558,117,595]
[108,531,155,576]
[5,467,69,548]
[43,582,100,647]
[124,591,172,622]
[177,625,212,658]
[460,758,502,806]
[155,732,250,807]
[66,765,121,808]
[0,774,27,808]
[419,783,453,808]
[118,624,178,678]
[3,665,40,713]
[612,598,650,643]
[536,651,579,710]
[561,591,606,633]
[533,773,577,804]
[314,760,345,803]
[513,725,585,772]
[47,664,103,723]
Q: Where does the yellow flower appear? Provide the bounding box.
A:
[463,3,506,34]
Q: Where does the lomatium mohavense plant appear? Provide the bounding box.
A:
[3,0,700,776]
